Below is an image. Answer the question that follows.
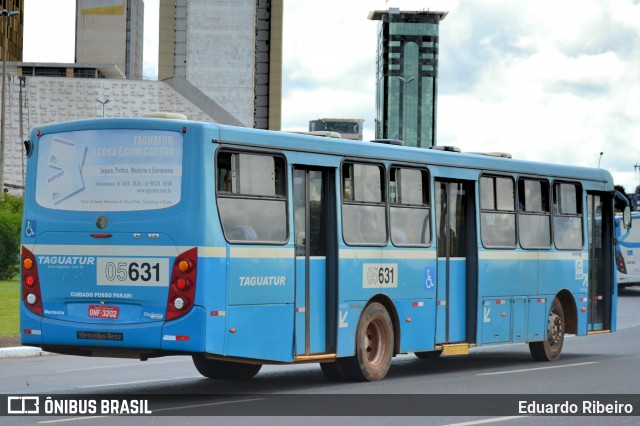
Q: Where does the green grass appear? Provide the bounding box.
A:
[0,277,20,338]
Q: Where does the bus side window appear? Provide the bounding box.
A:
[216,151,287,244]
[553,182,583,249]
[480,175,516,248]
[518,178,551,249]
[389,167,430,246]
[342,162,387,245]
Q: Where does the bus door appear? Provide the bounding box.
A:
[435,179,476,343]
[587,192,613,331]
[293,167,337,355]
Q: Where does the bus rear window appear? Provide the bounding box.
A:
[35,129,183,211]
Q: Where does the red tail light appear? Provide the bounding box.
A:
[615,249,627,274]
[21,247,43,316]
[166,247,197,321]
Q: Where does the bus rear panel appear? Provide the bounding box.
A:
[21,122,208,358]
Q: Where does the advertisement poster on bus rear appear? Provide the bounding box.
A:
[35,129,183,211]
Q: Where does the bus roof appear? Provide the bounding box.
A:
[31,118,615,191]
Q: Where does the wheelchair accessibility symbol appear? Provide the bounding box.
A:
[424,267,434,290]
[25,220,36,238]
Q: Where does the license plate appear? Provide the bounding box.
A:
[88,305,119,319]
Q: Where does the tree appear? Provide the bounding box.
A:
[0,193,22,280]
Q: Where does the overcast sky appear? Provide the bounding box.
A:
[22,0,640,193]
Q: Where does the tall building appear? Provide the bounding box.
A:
[368,9,447,149]
[158,0,283,130]
[75,0,145,79]
[0,0,23,62]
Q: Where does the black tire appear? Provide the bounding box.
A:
[338,302,394,381]
[529,297,565,361]
[192,354,262,379]
[415,349,443,359]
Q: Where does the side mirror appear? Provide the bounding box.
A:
[623,205,632,230]
[24,140,32,157]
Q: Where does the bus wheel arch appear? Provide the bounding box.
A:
[555,289,577,335]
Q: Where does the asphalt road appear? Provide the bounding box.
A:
[1,287,639,425]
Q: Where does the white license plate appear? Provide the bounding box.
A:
[96,257,170,286]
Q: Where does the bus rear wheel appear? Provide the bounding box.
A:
[338,302,394,381]
[529,297,565,361]
[192,355,262,379]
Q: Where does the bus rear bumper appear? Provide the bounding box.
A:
[19,305,206,357]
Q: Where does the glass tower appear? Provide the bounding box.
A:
[369,10,447,148]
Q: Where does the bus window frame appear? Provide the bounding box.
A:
[517,176,552,250]
[552,180,584,250]
[388,164,432,248]
[341,159,388,247]
[479,174,517,249]
[215,147,289,245]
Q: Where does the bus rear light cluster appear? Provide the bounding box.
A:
[21,247,43,316]
[166,248,197,321]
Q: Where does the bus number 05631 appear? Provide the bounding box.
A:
[104,262,160,282]
[96,257,170,287]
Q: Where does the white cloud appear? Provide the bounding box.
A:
[20,0,640,192]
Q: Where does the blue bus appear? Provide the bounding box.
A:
[20,117,628,381]
[615,212,640,288]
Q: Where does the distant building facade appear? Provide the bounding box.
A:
[1,62,217,192]
[369,9,446,149]
[309,118,364,140]
[0,0,23,62]
[75,0,145,79]
[159,0,283,130]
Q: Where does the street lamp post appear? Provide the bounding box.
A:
[96,98,111,117]
[0,9,20,193]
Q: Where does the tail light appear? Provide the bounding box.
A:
[615,249,627,274]
[166,247,197,321]
[21,247,43,316]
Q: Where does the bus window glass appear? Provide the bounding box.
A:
[216,151,287,243]
[389,167,430,246]
[236,153,276,196]
[480,177,494,209]
[219,198,287,242]
[557,183,578,215]
[342,162,386,245]
[518,178,551,249]
[496,177,515,211]
[397,168,425,205]
[353,164,382,203]
[480,175,516,248]
[343,204,387,245]
[553,182,583,249]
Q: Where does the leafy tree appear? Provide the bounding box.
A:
[0,193,23,280]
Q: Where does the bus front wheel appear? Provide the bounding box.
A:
[338,302,394,381]
[529,297,565,361]
[192,354,262,379]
